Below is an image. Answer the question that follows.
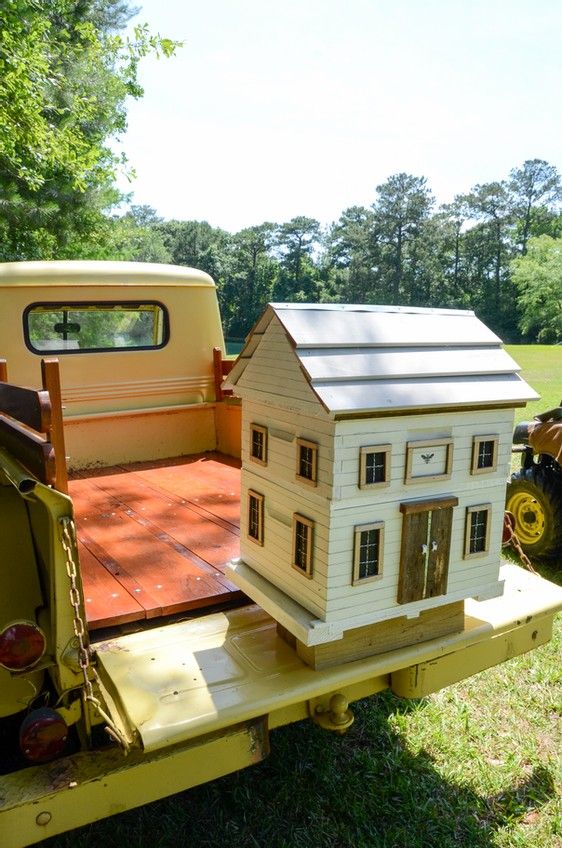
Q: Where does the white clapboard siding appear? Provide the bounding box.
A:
[334,408,514,442]
[241,431,335,502]
[225,302,535,643]
[332,409,515,503]
[242,399,335,437]
[236,317,321,409]
[239,475,332,618]
[321,564,495,613]
[240,547,329,618]
[323,578,503,627]
[317,491,505,621]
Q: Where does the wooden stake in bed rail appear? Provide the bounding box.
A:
[40,358,68,494]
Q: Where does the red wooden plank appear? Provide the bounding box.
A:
[84,469,240,571]
[78,541,145,629]
[76,506,236,619]
[127,455,241,527]
[69,455,243,627]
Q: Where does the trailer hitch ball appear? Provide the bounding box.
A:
[312,693,354,734]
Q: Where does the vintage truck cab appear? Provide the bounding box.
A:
[0,261,561,848]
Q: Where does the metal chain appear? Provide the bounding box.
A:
[503,520,538,575]
[59,517,131,751]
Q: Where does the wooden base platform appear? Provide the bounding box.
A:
[69,453,242,630]
[278,601,465,669]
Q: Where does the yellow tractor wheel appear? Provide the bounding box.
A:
[506,466,562,558]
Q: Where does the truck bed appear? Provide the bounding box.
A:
[69,452,243,630]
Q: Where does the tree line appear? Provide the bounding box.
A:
[117,160,562,344]
[1,4,560,343]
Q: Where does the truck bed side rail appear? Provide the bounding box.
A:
[213,346,235,400]
[0,357,68,492]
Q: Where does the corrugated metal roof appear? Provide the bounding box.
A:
[226,304,538,414]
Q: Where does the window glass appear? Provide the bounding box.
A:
[366,452,385,484]
[248,490,264,544]
[292,514,314,576]
[471,435,499,475]
[296,439,318,485]
[464,504,492,558]
[469,509,488,553]
[250,425,268,464]
[353,522,384,584]
[360,445,391,488]
[24,302,168,354]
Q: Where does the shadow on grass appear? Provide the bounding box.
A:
[39,691,557,848]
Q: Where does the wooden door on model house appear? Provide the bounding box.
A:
[397,496,459,604]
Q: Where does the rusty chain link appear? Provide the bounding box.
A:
[59,516,130,751]
[503,516,538,575]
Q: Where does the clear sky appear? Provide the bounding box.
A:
[118,0,562,232]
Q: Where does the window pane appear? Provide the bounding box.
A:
[299,445,314,479]
[25,303,168,353]
[294,521,309,570]
[477,440,494,469]
[248,493,262,541]
[469,509,488,553]
[358,528,380,579]
[251,429,264,460]
[365,451,386,484]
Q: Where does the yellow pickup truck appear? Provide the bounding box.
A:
[1,260,561,848]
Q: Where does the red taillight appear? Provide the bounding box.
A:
[19,708,69,763]
[0,621,46,671]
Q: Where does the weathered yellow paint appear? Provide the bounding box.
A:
[0,718,269,848]
[391,616,554,698]
[0,261,229,467]
[94,564,562,753]
[63,403,220,467]
[2,262,562,848]
[1,564,561,847]
[215,396,242,458]
[0,449,86,710]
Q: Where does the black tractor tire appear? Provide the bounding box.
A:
[506,465,562,558]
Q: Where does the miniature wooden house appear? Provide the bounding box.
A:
[225,304,537,668]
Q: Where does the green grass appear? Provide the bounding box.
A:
[39,348,562,848]
[506,345,562,424]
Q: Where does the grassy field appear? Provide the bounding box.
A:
[40,347,561,848]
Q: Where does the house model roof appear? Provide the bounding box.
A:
[226,303,538,415]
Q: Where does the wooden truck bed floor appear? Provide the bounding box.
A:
[69,453,242,630]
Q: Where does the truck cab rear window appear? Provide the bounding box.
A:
[24,302,169,353]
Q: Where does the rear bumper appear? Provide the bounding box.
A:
[2,563,561,848]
